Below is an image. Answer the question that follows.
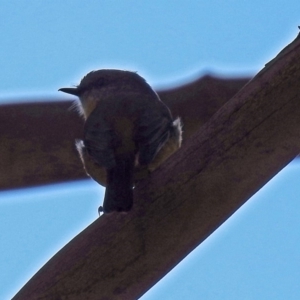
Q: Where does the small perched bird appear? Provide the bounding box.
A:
[59,69,182,214]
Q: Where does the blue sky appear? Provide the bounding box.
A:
[1,1,299,99]
[1,1,300,299]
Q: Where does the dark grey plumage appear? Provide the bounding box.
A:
[59,69,182,213]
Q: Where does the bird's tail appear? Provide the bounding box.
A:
[101,154,135,213]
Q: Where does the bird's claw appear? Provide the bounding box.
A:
[98,206,104,216]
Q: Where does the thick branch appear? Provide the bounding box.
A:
[0,76,248,190]
[13,32,300,300]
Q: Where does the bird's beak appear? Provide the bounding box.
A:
[58,87,80,96]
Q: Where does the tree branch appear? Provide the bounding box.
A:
[0,76,248,190]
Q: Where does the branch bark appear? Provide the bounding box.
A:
[13,32,300,300]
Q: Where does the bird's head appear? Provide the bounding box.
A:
[59,69,153,119]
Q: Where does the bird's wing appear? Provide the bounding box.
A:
[135,107,172,165]
[83,105,118,169]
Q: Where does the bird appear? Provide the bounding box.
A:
[59,69,182,214]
